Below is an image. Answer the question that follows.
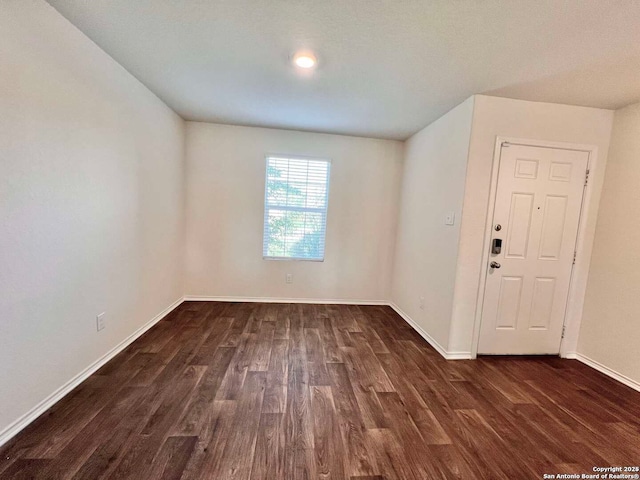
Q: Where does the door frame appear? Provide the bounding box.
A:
[470,136,599,358]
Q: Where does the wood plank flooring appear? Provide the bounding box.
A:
[1,301,639,479]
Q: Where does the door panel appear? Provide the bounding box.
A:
[478,143,588,355]
[549,162,573,182]
[515,158,539,179]
[505,193,534,258]
[528,277,555,330]
[495,276,523,329]
[538,195,568,260]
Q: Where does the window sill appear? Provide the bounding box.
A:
[263,256,324,262]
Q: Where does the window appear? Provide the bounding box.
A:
[263,155,331,261]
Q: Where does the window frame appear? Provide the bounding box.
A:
[262,153,332,262]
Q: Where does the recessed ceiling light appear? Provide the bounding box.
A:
[293,51,317,69]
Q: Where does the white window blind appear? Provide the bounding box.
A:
[263,155,331,261]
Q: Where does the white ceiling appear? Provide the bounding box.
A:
[46,0,640,140]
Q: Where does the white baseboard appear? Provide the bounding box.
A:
[0,296,185,449]
[389,303,472,360]
[565,352,640,393]
[184,296,470,360]
[183,295,388,305]
[185,296,470,360]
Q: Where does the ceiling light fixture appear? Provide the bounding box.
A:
[293,51,317,69]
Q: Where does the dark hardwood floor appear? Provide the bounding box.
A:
[1,302,639,479]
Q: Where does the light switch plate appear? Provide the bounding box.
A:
[96,312,106,331]
[445,212,455,226]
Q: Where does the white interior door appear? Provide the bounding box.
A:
[478,143,588,354]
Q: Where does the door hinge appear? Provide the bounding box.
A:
[584,168,590,186]
[572,250,577,265]
[561,325,566,339]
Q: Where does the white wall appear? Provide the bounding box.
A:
[0,0,185,438]
[578,101,640,385]
[453,95,614,355]
[185,122,403,302]
[390,98,474,352]
[0,0,628,446]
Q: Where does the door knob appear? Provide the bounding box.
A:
[490,261,501,269]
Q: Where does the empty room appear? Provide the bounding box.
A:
[2,0,640,479]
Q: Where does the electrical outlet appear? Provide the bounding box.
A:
[286,273,293,284]
[96,312,106,331]
[419,296,425,310]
